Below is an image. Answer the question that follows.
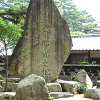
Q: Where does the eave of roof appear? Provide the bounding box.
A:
[71,34,100,51]
[71,34,100,38]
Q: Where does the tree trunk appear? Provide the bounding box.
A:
[4,44,8,92]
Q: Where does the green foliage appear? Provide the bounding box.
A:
[7,0,30,3]
[0,17,23,46]
[55,0,100,34]
[77,84,87,93]
[1,0,100,35]
[92,61,96,65]
[70,31,85,35]
[44,97,54,100]
[0,0,29,25]
[82,61,89,65]
[71,75,76,80]
[0,17,23,92]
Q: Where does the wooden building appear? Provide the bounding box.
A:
[66,34,100,64]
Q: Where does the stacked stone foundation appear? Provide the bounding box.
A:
[59,65,100,86]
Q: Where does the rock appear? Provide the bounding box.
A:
[84,88,100,100]
[0,75,4,80]
[0,85,4,92]
[47,83,62,92]
[74,69,93,88]
[5,78,21,83]
[15,74,49,100]
[0,80,5,86]
[2,82,18,92]
[0,67,6,74]
[8,0,72,82]
[0,92,16,100]
[57,79,81,94]
[50,92,74,99]
[93,86,96,89]
[60,69,65,76]
[97,81,100,88]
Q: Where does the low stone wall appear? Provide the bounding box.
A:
[0,63,5,67]
[59,64,100,86]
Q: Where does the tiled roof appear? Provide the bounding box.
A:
[0,34,100,55]
[71,34,100,50]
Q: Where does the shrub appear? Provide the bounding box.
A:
[82,61,89,65]
[92,61,96,64]
[71,75,76,81]
[44,97,54,100]
[77,84,87,93]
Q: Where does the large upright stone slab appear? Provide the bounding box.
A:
[9,0,72,82]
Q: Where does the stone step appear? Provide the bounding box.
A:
[49,92,74,99]
[2,82,18,92]
[47,83,62,92]
[4,78,21,83]
[57,79,81,94]
[0,92,16,100]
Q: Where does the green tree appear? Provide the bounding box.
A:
[1,0,100,35]
[55,0,100,34]
[0,0,29,25]
[70,31,85,35]
[0,0,28,47]
[0,17,23,91]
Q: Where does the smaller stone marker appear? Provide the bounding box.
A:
[74,69,93,88]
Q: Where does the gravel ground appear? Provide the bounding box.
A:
[54,98,93,100]
[54,94,93,100]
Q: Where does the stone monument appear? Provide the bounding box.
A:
[9,0,72,82]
